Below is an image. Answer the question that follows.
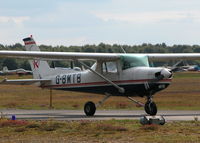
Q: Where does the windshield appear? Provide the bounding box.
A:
[120,54,149,70]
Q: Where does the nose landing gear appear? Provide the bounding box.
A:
[144,97,157,116]
[127,95,158,116]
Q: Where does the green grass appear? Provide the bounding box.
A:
[0,119,199,143]
[0,73,200,142]
[173,72,200,78]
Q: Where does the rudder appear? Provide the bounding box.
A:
[23,36,51,79]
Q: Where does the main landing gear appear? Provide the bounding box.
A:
[84,101,96,116]
[84,93,111,116]
[84,94,158,116]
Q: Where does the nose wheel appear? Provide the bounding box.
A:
[144,101,157,116]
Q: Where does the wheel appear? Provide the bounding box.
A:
[144,101,157,116]
[84,101,96,116]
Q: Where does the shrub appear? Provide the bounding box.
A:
[79,120,90,126]
[39,122,64,131]
[26,123,40,128]
[116,102,128,109]
[96,124,128,131]
[14,127,26,132]
[41,125,57,131]
[141,124,159,131]
[0,120,28,127]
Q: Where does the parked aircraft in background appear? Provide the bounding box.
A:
[169,60,200,72]
[182,65,200,71]
[0,36,200,116]
[0,66,32,76]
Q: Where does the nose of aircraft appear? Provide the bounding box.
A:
[160,68,172,79]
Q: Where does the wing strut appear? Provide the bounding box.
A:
[78,61,125,94]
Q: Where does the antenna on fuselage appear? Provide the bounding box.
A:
[120,45,126,54]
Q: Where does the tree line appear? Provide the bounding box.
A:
[0,42,200,70]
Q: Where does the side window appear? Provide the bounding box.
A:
[102,62,118,73]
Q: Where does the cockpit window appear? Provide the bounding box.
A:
[120,54,149,70]
[102,62,118,73]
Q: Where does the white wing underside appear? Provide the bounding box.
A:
[0,51,119,61]
[148,53,200,61]
[0,51,200,61]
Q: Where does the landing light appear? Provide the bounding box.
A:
[158,84,166,89]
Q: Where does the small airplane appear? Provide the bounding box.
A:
[0,36,200,116]
[169,60,200,72]
[180,64,200,72]
[0,66,32,76]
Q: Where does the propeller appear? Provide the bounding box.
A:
[150,68,172,83]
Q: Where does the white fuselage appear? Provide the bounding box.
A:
[41,66,172,96]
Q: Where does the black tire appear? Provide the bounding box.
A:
[84,101,96,116]
[144,103,151,115]
[144,101,157,116]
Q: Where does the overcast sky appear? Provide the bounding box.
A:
[0,0,200,46]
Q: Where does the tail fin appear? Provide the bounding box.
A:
[23,36,51,79]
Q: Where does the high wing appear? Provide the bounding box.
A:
[0,78,51,85]
[0,51,120,61]
[0,51,200,61]
[147,53,200,61]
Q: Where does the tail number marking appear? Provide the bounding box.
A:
[56,73,81,85]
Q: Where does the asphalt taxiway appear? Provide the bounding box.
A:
[0,109,200,121]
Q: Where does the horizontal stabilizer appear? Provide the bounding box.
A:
[0,78,51,85]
